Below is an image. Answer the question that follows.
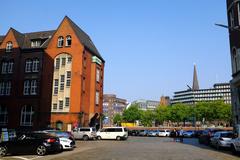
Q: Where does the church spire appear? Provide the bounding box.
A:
[192,64,199,91]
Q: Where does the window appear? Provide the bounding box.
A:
[233,48,238,73]
[30,80,37,95]
[82,77,86,93]
[83,57,87,68]
[61,57,66,66]
[6,41,13,52]
[5,81,11,95]
[20,105,34,126]
[229,9,235,28]
[24,80,37,95]
[32,59,39,72]
[66,35,72,46]
[52,103,57,110]
[66,71,71,87]
[31,40,41,48]
[59,100,63,110]
[55,58,60,70]
[96,91,99,105]
[1,62,8,74]
[25,59,32,73]
[57,36,64,47]
[0,106,8,125]
[0,82,5,95]
[54,79,59,94]
[65,97,70,107]
[67,57,72,63]
[23,80,30,95]
[7,61,14,73]
[96,68,100,82]
[60,75,65,91]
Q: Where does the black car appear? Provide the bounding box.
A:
[0,132,61,157]
[198,129,223,145]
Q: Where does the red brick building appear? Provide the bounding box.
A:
[0,16,104,131]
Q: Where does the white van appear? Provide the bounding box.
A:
[96,127,128,140]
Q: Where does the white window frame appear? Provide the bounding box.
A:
[65,97,70,107]
[32,59,39,72]
[5,81,11,95]
[6,42,13,52]
[20,105,34,126]
[1,62,8,74]
[57,36,64,47]
[0,106,8,125]
[25,60,32,73]
[55,58,60,70]
[54,79,59,95]
[23,80,30,95]
[66,71,71,87]
[52,103,57,110]
[60,75,65,91]
[31,40,41,48]
[7,61,14,73]
[30,80,37,95]
[0,82,5,95]
[96,68,100,82]
[59,100,63,110]
[65,35,72,47]
[96,91,99,105]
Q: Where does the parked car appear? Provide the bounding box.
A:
[198,128,223,145]
[230,137,240,154]
[0,132,61,157]
[158,129,171,137]
[210,131,233,150]
[128,130,139,136]
[195,130,204,138]
[148,130,159,137]
[72,127,97,141]
[138,130,149,136]
[97,127,128,140]
[183,130,196,138]
[38,130,75,150]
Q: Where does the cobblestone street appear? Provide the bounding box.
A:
[43,137,240,160]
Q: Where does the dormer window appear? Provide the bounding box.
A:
[58,36,64,47]
[66,35,71,47]
[31,40,41,48]
[6,41,13,52]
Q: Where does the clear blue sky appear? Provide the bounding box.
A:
[0,0,231,102]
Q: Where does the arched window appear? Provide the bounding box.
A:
[20,105,34,126]
[233,48,238,73]
[66,35,72,47]
[6,41,13,52]
[57,36,64,47]
[0,105,8,125]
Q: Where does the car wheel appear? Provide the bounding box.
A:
[216,142,221,150]
[116,136,121,141]
[83,135,89,141]
[97,136,102,140]
[231,144,237,155]
[60,145,63,152]
[0,146,7,157]
[36,145,47,156]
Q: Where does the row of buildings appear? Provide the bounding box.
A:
[0,16,104,131]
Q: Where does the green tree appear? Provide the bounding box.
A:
[113,114,123,126]
[169,103,191,124]
[122,104,141,122]
[140,110,155,127]
[155,106,170,124]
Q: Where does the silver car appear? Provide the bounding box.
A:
[72,127,97,141]
[210,131,233,150]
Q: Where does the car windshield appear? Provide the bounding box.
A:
[220,133,233,138]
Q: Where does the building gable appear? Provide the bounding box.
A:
[0,28,24,50]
